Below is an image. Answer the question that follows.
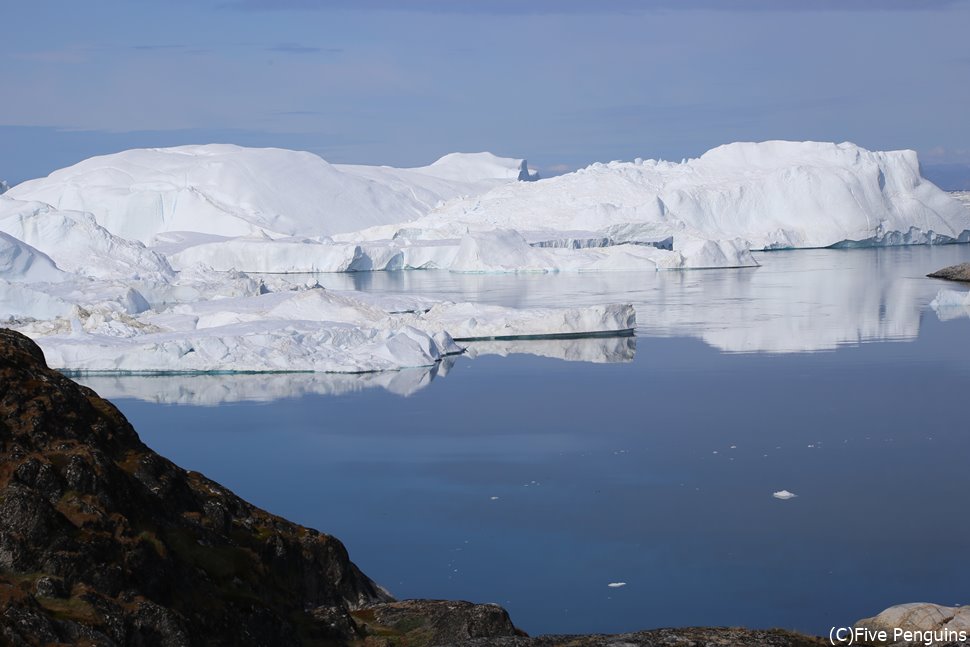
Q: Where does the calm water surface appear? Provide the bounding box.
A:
[80,245,970,636]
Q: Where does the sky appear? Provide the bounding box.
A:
[1,0,969,184]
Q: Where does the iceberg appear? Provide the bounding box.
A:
[374,141,970,264]
[6,145,534,244]
[10,141,961,278]
[147,140,967,276]
[930,288,970,320]
[8,284,636,374]
[4,140,967,372]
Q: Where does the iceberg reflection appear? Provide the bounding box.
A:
[307,244,970,354]
[74,335,636,405]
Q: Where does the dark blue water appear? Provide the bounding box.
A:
[85,246,970,637]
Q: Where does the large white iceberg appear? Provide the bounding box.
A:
[6,145,534,244]
[359,141,969,262]
[61,140,961,276]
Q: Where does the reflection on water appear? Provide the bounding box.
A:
[87,246,970,404]
[76,336,638,405]
[463,335,636,364]
[301,244,970,353]
[76,362,449,404]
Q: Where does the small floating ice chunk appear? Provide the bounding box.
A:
[773,490,797,500]
[490,496,499,500]
[607,582,627,588]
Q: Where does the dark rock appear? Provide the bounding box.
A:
[928,262,970,282]
[33,576,66,599]
[353,599,521,645]
[442,626,828,647]
[0,328,390,645]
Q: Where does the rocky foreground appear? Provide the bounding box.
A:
[0,327,839,646]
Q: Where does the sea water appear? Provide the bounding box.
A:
[80,245,970,636]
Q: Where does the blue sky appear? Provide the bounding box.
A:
[1,0,969,183]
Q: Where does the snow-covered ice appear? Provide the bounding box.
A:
[6,145,534,244]
[772,490,797,500]
[0,231,65,283]
[146,141,968,275]
[410,141,969,251]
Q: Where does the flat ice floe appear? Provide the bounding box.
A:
[8,283,636,373]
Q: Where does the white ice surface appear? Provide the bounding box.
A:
[8,284,635,373]
[0,196,174,280]
[930,288,970,320]
[7,145,531,244]
[160,141,967,276]
[0,231,65,283]
[410,141,970,251]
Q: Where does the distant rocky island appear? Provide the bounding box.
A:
[0,326,838,645]
[928,262,970,282]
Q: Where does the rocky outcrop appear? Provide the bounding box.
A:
[0,328,389,645]
[855,603,970,646]
[352,599,523,645]
[928,263,970,282]
[428,627,827,646]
